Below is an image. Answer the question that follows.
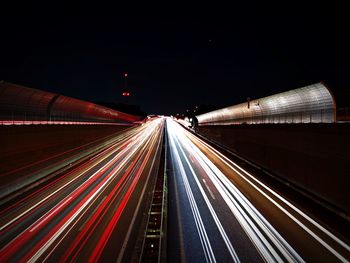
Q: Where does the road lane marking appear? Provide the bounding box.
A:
[184,131,303,262]
[171,127,240,262]
[171,120,303,262]
[78,195,107,232]
[167,122,216,263]
[25,122,161,262]
[0,139,127,233]
[191,132,350,261]
[202,179,216,200]
[29,197,73,233]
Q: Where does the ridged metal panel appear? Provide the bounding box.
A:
[0,81,141,123]
[0,82,56,120]
[197,83,336,125]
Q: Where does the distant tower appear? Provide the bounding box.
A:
[122,73,130,97]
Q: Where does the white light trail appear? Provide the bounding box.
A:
[168,124,216,263]
[168,121,240,262]
[169,120,302,262]
[27,120,162,262]
[186,129,350,261]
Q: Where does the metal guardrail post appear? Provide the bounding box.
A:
[140,125,167,263]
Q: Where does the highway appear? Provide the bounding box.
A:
[166,118,350,262]
[0,118,164,262]
[1,117,349,262]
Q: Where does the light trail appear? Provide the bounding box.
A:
[168,128,217,263]
[168,122,240,262]
[167,118,350,262]
[176,128,303,262]
[0,123,147,232]
[0,118,164,262]
[184,125,350,261]
[1,117,348,262]
[199,137,350,255]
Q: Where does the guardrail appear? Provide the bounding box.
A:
[0,120,133,126]
[140,126,167,262]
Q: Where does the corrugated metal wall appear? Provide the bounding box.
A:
[0,81,142,123]
[197,83,336,125]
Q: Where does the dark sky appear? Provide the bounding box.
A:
[1,1,349,115]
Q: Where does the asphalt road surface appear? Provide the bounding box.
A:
[1,117,349,262]
[166,118,350,262]
[0,118,164,262]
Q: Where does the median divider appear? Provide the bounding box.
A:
[139,125,167,262]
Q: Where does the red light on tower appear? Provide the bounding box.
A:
[122,72,130,96]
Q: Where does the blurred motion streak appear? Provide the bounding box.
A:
[166,118,349,262]
[0,118,164,262]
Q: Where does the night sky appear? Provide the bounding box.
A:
[1,1,349,115]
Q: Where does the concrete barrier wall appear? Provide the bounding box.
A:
[196,124,350,215]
